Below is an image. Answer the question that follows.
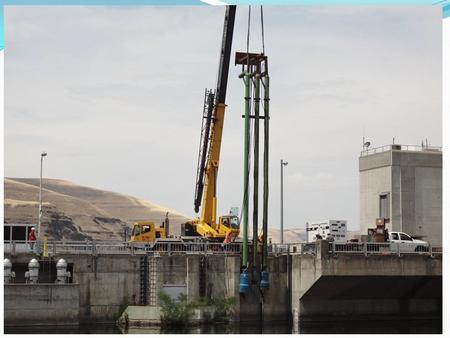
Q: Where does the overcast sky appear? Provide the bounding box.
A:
[4,6,442,231]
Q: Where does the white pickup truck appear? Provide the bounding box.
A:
[387,231,429,252]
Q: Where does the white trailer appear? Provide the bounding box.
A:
[306,220,347,243]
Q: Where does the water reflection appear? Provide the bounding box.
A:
[122,321,291,334]
[5,318,441,334]
[299,319,442,334]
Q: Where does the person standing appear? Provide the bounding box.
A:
[28,227,37,253]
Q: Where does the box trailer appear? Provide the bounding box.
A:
[306,220,347,243]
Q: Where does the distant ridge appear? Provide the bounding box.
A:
[4,178,189,241]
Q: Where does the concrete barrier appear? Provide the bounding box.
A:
[4,284,80,326]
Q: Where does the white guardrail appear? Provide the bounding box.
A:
[329,242,442,256]
[3,240,442,257]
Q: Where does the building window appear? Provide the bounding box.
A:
[379,193,390,219]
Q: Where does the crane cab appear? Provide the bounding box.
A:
[129,221,166,243]
[219,215,240,231]
[219,215,240,241]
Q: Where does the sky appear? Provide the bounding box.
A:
[4,5,442,231]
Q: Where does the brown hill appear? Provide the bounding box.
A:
[4,178,189,241]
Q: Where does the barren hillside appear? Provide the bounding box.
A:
[4,178,189,241]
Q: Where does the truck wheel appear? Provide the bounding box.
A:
[415,246,426,252]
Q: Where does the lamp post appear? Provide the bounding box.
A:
[280,159,288,244]
[38,151,47,239]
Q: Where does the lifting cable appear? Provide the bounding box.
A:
[260,6,265,55]
[246,5,251,66]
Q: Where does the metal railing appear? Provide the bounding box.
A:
[360,144,442,157]
[3,240,243,256]
[329,242,442,256]
[4,240,441,257]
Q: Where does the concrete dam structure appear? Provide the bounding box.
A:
[4,241,442,327]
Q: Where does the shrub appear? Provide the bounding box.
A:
[210,296,236,321]
[158,291,194,327]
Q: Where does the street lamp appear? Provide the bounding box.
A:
[280,159,288,244]
[37,151,47,239]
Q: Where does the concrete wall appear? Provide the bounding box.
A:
[71,254,141,323]
[359,150,442,245]
[5,254,143,323]
[152,255,240,306]
[360,164,392,235]
[5,247,442,327]
[414,167,442,245]
[4,284,80,326]
[239,256,290,322]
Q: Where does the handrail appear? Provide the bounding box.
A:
[360,144,442,157]
[329,242,442,256]
[3,240,442,257]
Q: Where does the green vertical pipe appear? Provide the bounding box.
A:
[252,73,260,270]
[242,72,251,268]
[262,74,270,270]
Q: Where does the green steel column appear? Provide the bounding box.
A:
[242,71,251,268]
[262,74,270,269]
[252,72,260,271]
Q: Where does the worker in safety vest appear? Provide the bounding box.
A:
[258,233,264,242]
[223,230,235,245]
[28,227,37,253]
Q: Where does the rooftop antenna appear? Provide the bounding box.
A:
[362,125,366,150]
[392,137,395,145]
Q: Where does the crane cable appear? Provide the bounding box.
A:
[260,6,265,55]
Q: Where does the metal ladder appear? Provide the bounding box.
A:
[139,256,149,305]
[199,255,207,297]
[148,255,158,306]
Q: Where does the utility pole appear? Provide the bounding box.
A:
[38,151,47,239]
[280,159,288,243]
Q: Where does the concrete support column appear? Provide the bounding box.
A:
[186,255,200,302]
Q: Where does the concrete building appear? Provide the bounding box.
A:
[359,144,442,245]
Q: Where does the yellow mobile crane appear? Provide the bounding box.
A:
[183,5,240,242]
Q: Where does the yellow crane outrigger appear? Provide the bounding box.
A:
[183,6,239,242]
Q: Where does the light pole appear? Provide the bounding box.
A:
[280,159,288,244]
[38,151,47,239]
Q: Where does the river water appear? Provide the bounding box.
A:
[5,318,442,334]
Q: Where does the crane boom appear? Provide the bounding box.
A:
[194,5,236,219]
[188,5,239,240]
[215,5,236,105]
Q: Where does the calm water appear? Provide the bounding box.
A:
[4,319,442,334]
